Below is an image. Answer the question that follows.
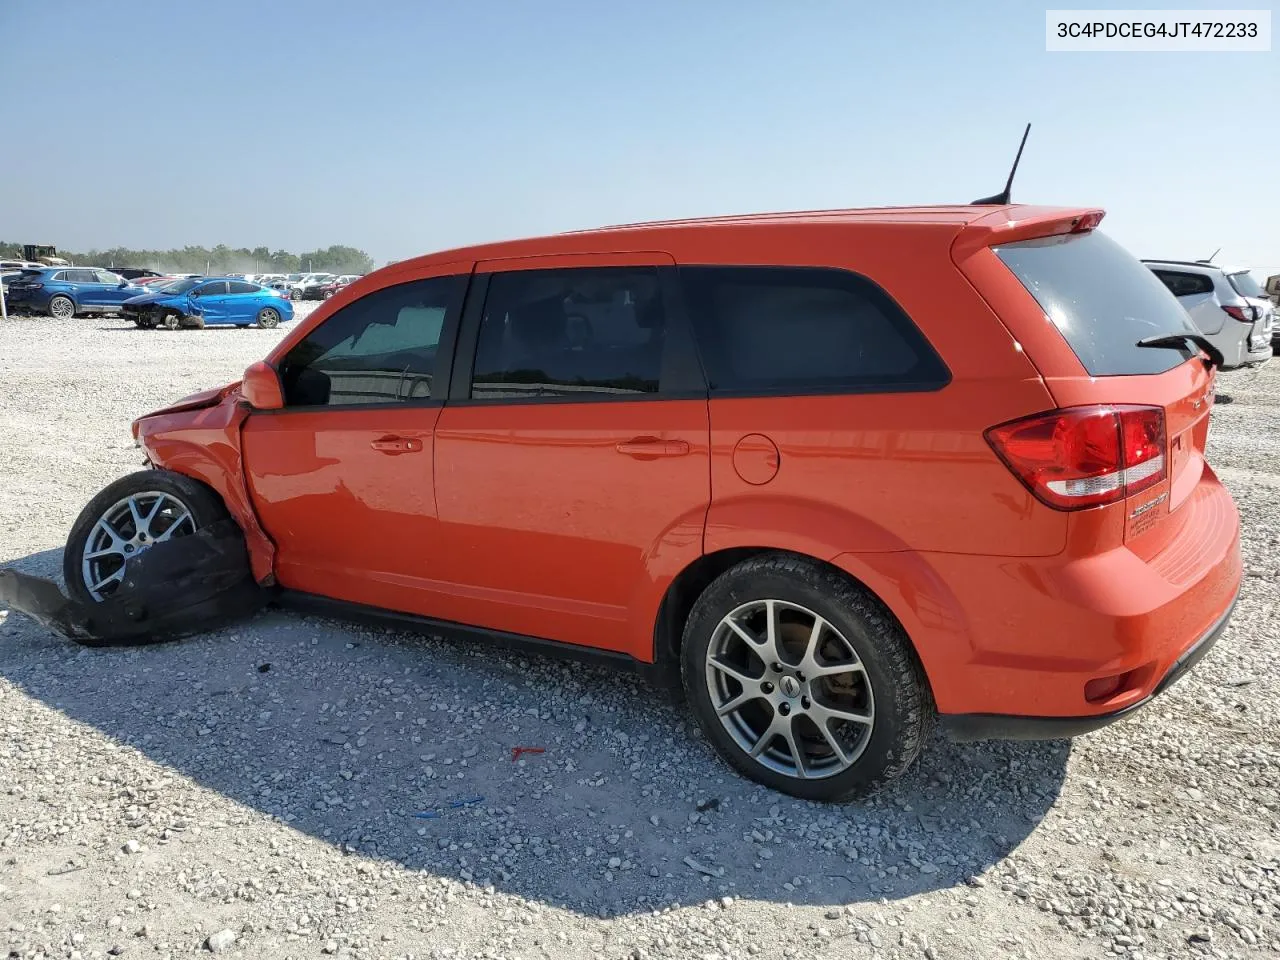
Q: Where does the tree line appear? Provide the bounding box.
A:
[0,241,375,276]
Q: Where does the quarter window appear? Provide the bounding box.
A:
[471,268,665,400]
[680,266,949,394]
[279,275,466,407]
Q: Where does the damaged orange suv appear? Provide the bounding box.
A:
[3,204,1241,800]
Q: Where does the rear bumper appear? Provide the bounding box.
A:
[940,587,1236,741]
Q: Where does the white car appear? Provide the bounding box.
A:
[1143,260,1273,369]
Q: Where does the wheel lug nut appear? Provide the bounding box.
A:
[124,545,134,553]
[801,696,811,709]
[761,682,774,694]
[778,703,791,716]
[771,663,782,672]
[796,672,805,682]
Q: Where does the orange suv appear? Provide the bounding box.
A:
[37,205,1244,800]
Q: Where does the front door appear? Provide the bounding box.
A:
[241,265,472,612]
[91,269,134,311]
[432,254,711,658]
[191,280,230,324]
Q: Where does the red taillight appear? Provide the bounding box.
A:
[986,405,1167,510]
[1070,211,1105,232]
[1222,304,1255,323]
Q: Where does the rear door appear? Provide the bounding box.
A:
[431,253,710,657]
[225,280,263,323]
[991,230,1214,549]
[64,268,100,306]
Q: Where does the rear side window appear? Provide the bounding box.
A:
[279,275,466,407]
[228,281,260,294]
[680,266,948,395]
[471,268,665,400]
[994,231,1200,377]
[1152,270,1213,297]
[197,281,229,296]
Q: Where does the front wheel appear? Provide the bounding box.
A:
[256,307,280,329]
[681,554,934,801]
[63,470,229,605]
[48,295,75,319]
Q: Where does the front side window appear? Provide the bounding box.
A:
[681,266,948,395]
[94,269,121,285]
[279,275,466,407]
[471,267,665,400]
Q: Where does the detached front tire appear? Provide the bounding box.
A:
[63,471,229,606]
[681,554,934,801]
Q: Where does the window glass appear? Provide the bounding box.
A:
[1227,271,1264,299]
[472,268,665,400]
[52,271,69,282]
[228,281,260,295]
[1151,270,1213,297]
[279,275,465,407]
[94,269,121,284]
[996,232,1200,376]
[68,269,98,283]
[196,281,229,296]
[680,266,948,394]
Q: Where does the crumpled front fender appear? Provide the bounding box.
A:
[0,519,272,646]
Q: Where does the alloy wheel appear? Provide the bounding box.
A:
[704,598,875,780]
[80,491,196,600]
[49,296,74,319]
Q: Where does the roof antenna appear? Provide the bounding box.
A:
[971,123,1031,206]
[1198,247,1221,264]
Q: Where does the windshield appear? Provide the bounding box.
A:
[158,278,202,294]
[1227,271,1265,299]
[994,230,1200,376]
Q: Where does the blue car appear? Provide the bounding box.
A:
[4,267,144,318]
[121,277,295,330]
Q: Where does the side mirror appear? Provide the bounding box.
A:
[241,361,284,411]
[117,279,129,288]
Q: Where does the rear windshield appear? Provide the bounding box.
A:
[994,230,1200,376]
[1227,271,1264,299]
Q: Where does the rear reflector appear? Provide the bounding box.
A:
[986,405,1167,510]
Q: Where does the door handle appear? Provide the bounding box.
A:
[615,437,691,459]
[370,436,423,455]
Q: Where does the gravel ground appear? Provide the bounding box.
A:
[1,312,1278,960]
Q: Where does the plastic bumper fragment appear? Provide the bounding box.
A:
[0,519,270,646]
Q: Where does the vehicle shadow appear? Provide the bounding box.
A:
[0,547,1069,917]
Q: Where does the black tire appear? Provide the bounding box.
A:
[63,470,229,606]
[48,295,75,320]
[680,553,934,801]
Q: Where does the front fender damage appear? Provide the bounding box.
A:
[0,519,272,647]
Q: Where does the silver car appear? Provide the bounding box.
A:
[1143,260,1273,368]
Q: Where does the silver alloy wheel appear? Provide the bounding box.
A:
[704,598,875,780]
[81,492,196,601]
[49,296,74,319]
[257,308,279,329]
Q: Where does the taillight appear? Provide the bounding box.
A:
[986,405,1167,510]
[1222,304,1255,322]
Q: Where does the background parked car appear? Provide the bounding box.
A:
[291,274,337,300]
[4,267,142,318]
[102,267,165,281]
[319,274,361,298]
[1144,260,1273,368]
[122,277,294,329]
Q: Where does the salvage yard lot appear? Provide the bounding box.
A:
[1,314,1278,960]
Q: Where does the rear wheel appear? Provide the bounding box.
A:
[681,554,934,801]
[63,471,229,605]
[48,295,75,319]
[256,307,280,329]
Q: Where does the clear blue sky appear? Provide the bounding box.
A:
[2,0,1276,276]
